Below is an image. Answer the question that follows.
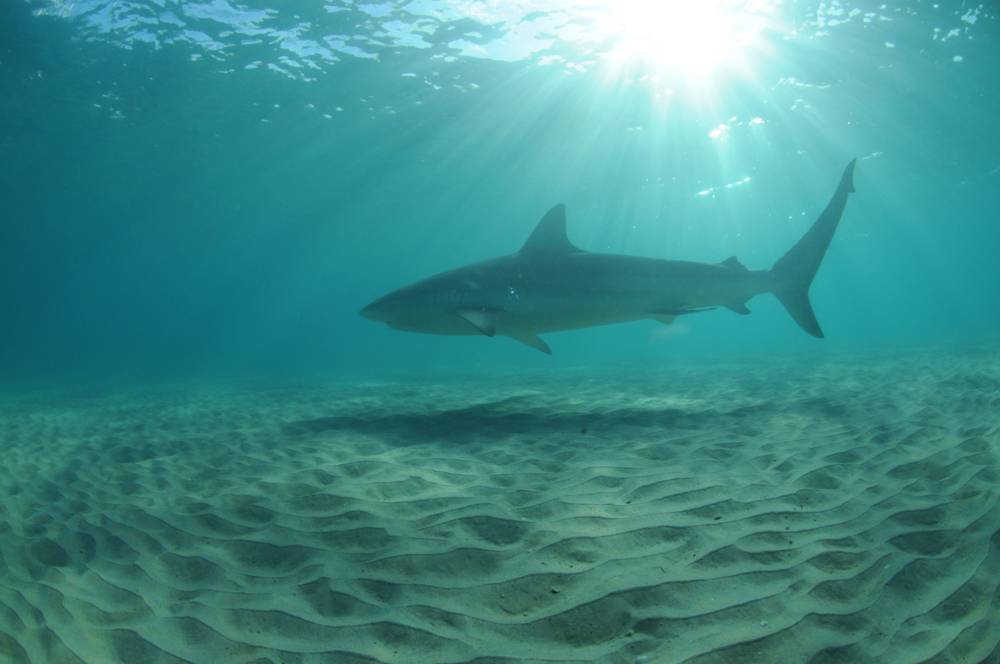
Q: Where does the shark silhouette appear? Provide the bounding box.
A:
[361,160,857,354]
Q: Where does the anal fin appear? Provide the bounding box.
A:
[508,331,552,354]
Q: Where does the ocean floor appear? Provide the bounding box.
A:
[1,345,998,663]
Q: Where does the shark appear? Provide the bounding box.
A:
[361,160,857,354]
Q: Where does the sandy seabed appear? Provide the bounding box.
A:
[1,346,998,664]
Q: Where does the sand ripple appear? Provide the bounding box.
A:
[1,347,999,662]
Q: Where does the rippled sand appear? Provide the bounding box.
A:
[1,346,998,663]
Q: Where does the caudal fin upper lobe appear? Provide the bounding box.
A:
[770,160,857,338]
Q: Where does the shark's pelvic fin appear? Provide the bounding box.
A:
[770,159,857,338]
[455,308,497,336]
[520,204,581,255]
[508,331,552,354]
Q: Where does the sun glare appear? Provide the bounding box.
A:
[593,0,773,84]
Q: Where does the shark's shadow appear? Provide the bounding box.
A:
[281,395,791,445]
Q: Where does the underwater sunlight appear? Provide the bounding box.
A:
[591,0,776,87]
[2,1,999,663]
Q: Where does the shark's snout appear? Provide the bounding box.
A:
[359,300,386,322]
[361,289,406,324]
[361,283,467,335]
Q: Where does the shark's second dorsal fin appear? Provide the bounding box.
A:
[520,204,580,255]
[721,256,748,270]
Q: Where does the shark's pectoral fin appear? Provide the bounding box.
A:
[654,314,676,325]
[508,331,552,354]
[725,303,751,315]
[455,308,498,336]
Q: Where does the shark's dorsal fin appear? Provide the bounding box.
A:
[520,204,580,255]
[721,256,748,270]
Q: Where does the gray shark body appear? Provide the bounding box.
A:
[362,161,857,354]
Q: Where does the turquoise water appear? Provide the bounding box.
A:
[2,5,1000,663]
[1,1,998,380]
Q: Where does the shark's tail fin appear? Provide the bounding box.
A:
[770,159,857,338]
